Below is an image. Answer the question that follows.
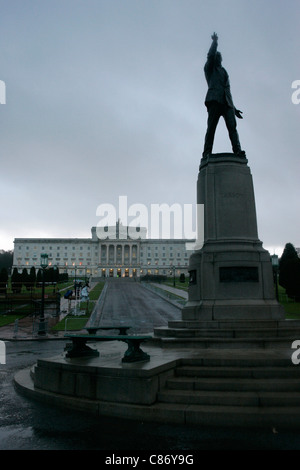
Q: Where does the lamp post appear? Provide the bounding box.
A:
[73,264,77,296]
[38,253,48,336]
[271,254,279,301]
[52,264,58,292]
[170,265,176,287]
[52,265,60,316]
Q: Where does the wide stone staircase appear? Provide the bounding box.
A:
[151,317,300,427]
[156,353,300,427]
[154,319,300,349]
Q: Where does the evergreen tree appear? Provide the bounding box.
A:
[22,268,31,291]
[279,243,300,300]
[54,267,59,283]
[36,269,43,286]
[11,267,22,293]
[29,266,36,289]
[45,267,53,283]
[0,250,13,271]
[0,267,8,294]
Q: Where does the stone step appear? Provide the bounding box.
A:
[158,389,300,407]
[175,365,300,379]
[168,319,300,329]
[179,356,293,368]
[165,376,300,392]
[16,356,300,429]
[154,326,300,339]
[158,336,295,349]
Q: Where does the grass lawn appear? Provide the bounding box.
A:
[57,315,90,331]
[283,303,300,319]
[278,285,300,319]
[163,277,189,291]
[0,314,25,327]
[88,282,105,300]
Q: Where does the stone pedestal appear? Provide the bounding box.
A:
[182,153,284,321]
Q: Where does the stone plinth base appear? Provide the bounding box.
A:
[182,300,285,321]
[183,241,285,321]
[183,153,284,321]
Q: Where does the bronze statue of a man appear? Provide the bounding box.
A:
[202,33,245,158]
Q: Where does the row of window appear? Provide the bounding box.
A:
[141,253,187,258]
[18,250,188,259]
[18,244,186,252]
[19,246,92,251]
[18,257,187,264]
[17,260,188,268]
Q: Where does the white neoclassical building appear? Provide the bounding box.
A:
[13,222,195,279]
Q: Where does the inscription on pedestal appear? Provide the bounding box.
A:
[219,266,259,282]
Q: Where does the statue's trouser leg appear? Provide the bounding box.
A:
[223,106,242,153]
[203,102,222,155]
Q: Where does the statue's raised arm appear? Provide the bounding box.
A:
[205,33,219,72]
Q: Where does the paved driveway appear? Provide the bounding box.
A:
[93,279,182,333]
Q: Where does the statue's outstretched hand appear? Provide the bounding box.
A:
[211,32,218,41]
[235,109,243,119]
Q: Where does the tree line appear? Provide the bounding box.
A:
[0,265,69,295]
[0,250,13,271]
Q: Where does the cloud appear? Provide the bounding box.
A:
[0,0,299,255]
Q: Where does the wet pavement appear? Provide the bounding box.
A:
[2,340,300,451]
[2,339,300,450]
[2,281,300,450]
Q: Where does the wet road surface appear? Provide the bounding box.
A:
[97,279,182,332]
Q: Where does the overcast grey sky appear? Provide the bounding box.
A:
[1,0,299,255]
